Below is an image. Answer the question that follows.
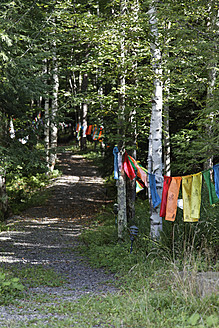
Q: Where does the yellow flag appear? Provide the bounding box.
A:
[182,172,202,222]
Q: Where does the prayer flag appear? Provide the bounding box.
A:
[92,126,98,140]
[113,146,119,180]
[165,177,182,221]
[148,173,161,208]
[136,180,144,193]
[213,164,219,199]
[203,169,219,205]
[123,151,136,180]
[128,155,148,187]
[86,125,92,135]
[98,127,103,140]
[160,176,172,217]
[182,172,202,222]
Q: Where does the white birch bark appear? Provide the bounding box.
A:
[81,73,88,150]
[148,1,163,239]
[204,1,218,170]
[163,77,171,176]
[117,0,127,239]
[50,41,59,172]
[43,59,50,169]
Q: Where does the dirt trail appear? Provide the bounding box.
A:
[0,150,116,327]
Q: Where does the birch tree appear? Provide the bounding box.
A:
[50,40,59,171]
[148,0,163,239]
[204,0,218,170]
[117,0,127,240]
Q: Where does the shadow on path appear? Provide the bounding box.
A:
[0,151,116,326]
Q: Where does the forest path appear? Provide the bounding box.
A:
[0,149,116,327]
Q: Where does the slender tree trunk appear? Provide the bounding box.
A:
[126,0,139,224]
[204,1,218,170]
[163,77,171,176]
[117,0,127,239]
[43,59,50,169]
[0,169,8,221]
[148,1,163,239]
[0,111,8,220]
[50,42,59,171]
[81,73,88,150]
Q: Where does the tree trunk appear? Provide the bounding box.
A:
[148,1,163,239]
[0,169,8,221]
[81,73,88,150]
[163,78,171,176]
[204,1,218,170]
[117,0,127,239]
[126,0,139,224]
[43,59,50,169]
[50,42,59,172]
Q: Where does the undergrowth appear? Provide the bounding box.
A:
[6,169,60,215]
[77,198,218,328]
[0,270,24,305]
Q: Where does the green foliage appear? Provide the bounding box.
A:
[6,171,49,214]
[7,264,66,288]
[31,264,218,328]
[74,198,218,328]
[0,270,24,305]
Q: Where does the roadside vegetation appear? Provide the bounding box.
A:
[0,146,218,327]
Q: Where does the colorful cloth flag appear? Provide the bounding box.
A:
[213,164,219,199]
[76,123,80,132]
[203,169,219,205]
[182,172,202,222]
[113,146,119,180]
[92,126,98,140]
[86,125,92,135]
[136,180,144,193]
[160,176,172,217]
[98,127,103,140]
[76,123,81,141]
[128,155,148,187]
[148,173,161,208]
[165,177,182,221]
[123,151,136,180]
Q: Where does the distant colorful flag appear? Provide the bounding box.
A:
[86,125,92,135]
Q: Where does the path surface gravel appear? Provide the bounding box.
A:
[0,151,116,327]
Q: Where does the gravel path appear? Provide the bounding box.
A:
[0,151,116,327]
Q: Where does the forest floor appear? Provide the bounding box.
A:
[0,149,218,328]
[0,149,117,327]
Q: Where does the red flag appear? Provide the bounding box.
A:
[160,176,172,217]
[123,151,136,180]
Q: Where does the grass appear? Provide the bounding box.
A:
[6,264,67,288]
[1,145,218,327]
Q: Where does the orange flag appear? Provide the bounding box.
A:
[165,177,182,222]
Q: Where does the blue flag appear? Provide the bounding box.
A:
[213,164,219,199]
[149,173,161,208]
[113,146,119,179]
